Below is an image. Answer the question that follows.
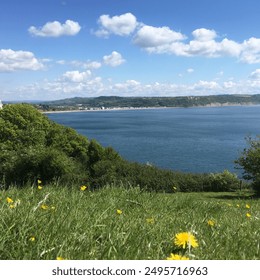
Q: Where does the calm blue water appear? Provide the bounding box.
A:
[47,106,260,176]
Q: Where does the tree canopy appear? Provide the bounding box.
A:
[0,104,90,185]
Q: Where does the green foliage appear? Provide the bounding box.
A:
[207,170,240,192]
[236,137,260,194]
[90,159,240,193]
[0,104,90,186]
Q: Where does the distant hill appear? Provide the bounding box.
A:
[38,94,260,111]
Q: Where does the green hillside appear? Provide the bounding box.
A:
[38,94,260,111]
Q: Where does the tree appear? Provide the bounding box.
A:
[236,136,260,194]
[0,104,89,186]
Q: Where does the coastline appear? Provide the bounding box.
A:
[42,102,260,114]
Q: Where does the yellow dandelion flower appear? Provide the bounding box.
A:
[116,209,122,215]
[146,218,155,224]
[246,213,251,218]
[38,185,43,190]
[9,204,16,209]
[41,204,48,210]
[166,253,189,260]
[174,232,198,249]
[37,179,42,184]
[29,236,36,242]
[207,220,215,227]
[80,185,87,191]
[6,197,14,204]
[246,204,250,209]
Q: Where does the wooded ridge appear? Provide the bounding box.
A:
[38,94,260,111]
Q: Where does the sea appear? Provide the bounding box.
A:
[47,106,260,177]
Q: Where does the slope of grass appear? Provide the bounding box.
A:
[0,184,259,260]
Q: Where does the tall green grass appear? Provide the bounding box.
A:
[0,184,259,260]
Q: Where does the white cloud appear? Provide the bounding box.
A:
[6,73,260,101]
[62,70,91,82]
[103,51,125,67]
[249,69,260,80]
[193,80,220,90]
[223,81,236,89]
[133,24,260,62]
[187,68,194,73]
[240,37,260,63]
[133,25,186,48]
[28,20,81,37]
[0,49,44,72]
[84,61,102,69]
[95,13,137,37]
[192,28,217,41]
[93,12,260,64]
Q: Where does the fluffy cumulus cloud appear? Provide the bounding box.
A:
[93,13,260,63]
[28,20,81,37]
[0,49,44,72]
[134,26,243,58]
[133,25,186,48]
[95,13,137,37]
[61,70,92,82]
[192,28,217,41]
[240,38,260,64]
[103,51,125,67]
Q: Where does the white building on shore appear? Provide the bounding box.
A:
[0,100,3,109]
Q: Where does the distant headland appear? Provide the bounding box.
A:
[3,94,260,112]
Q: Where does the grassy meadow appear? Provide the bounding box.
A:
[0,183,259,260]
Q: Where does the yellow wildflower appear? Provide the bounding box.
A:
[246,204,250,209]
[29,236,36,242]
[207,220,215,227]
[236,204,240,208]
[41,204,48,210]
[146,218,155,224]
[80,185,87,191]
[116,209,122,215]
[6,197,14,204]
[38,185,43,190]
[246,213,251,218]
[174,232,198,249]
[9,204,16,209]
[166,253,189,260]
[37,179,42,184]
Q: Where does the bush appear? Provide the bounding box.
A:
[206,170,240,192]
[90,159,240,193]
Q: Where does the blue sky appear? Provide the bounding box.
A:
[1,0,260,100]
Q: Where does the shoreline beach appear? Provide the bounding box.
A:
[42,102,259,114]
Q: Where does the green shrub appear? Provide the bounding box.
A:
[206,170,240,192]
[236,136,260,195]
